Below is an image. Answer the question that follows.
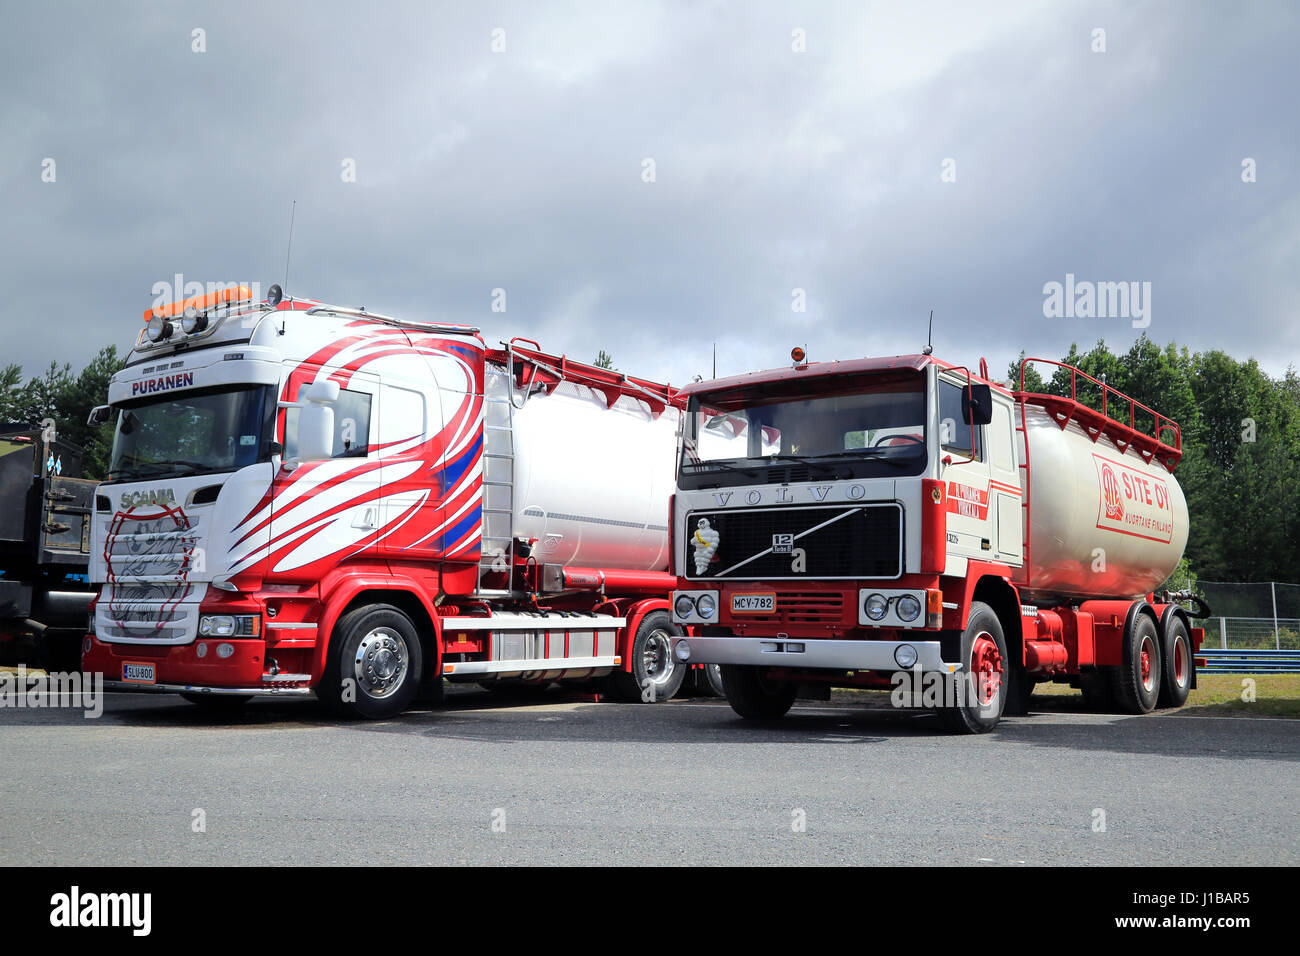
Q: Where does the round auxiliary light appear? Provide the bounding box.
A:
[216,643,236,660]
[266,283,283,307]
[195,642,208,659]
[674,595,696,618]
[674,640,692,662]
[894,644,919,669]
[896,594,922,623]
[931,485,943,503]
[864,593,889,621]
[181,305,208,335]
[695,593,717,619]
[146,314,173,342]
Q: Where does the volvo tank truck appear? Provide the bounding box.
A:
[82,283,691,717]
[669,350,1204,733]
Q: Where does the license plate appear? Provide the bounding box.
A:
[732,593,775,614]
[122,663,156,684]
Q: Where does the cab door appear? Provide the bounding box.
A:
[937,374,993,564]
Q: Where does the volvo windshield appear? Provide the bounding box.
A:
[107,384,277,482]
[679,371,928,489]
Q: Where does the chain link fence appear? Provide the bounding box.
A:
[1196,581,1300,650]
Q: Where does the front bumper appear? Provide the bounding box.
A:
[102,680,313,697]
[670,634,957,673]
[84,634,314,696]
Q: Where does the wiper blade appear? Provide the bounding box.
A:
[682,459,759,478]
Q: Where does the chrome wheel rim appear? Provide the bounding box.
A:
[642,628,675,685]
[353,627,409,699]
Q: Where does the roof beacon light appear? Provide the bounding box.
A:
[791,346,806,365]
[146,314,173,342]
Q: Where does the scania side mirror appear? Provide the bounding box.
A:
[281,381,339,464]
[963,384,992,426]
[87,405,113,427]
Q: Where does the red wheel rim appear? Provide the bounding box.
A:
[970,631,1003,707]
[1139,633,1156,693]
[1174,637,1187,686]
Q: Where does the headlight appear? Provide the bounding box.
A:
[696,594,717,619]
[864,593,888,621]
[198,614,259,637]
[674,595,696,618]
[896,594,922,622]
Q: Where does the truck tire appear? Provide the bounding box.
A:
[1157,615,1193,708]
[608,611,686,702]
[180,692,253,713]
[705,663,726,697]
[938,601,1008,734]
[720,665,797,720]
[1111,612,1161,714]
[319,604,423,719]
[1079,670,1117,712]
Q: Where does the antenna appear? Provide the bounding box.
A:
[923,310,934,355]
[282,200,297,292]
[712,342,716,378]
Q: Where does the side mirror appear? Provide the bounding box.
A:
[294,381,339,462]
[87,405,113,428]
[963,384,993,426]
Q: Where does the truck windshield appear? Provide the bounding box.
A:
[679,372,927,488]
[107,385,276,482]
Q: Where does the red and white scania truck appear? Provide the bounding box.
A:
[669,350,1203,733]
[82,283,693,717]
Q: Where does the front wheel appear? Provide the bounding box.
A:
[938,601,1008,734]
[320,604,424,719]
[720,666,797,720]
[609,611,686,702]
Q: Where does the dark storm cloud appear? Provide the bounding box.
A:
[2,1,1296,387]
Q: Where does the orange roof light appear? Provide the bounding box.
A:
[144,284,254,322]
[791,346,806,364]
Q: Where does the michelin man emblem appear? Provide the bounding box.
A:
[692,518,720,575]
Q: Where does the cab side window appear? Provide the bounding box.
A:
[939,380,980,461]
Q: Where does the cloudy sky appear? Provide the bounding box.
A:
[3,1,1297,388]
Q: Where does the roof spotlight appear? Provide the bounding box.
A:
[181,305,207,334]
[267,283,283,307]
[146,314,173,342]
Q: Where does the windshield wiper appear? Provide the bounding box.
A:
[756,454,840,475]
[120,458,212,480]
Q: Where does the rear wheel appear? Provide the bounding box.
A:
[320,604,423,719]
[609,611,686,702]
[720,666,797,720]
[939,601,1008,734]
[1111,612,1161,714]
[1157,615,1193,708]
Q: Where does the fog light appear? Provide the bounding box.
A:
[216,643,235,659]
[894,644,918,668]
[674,595,695,618]
[696,594,716,619]
[896,594,922,622]
[195,642,208,658]
[674,640,692,662]
[865,593,888,621]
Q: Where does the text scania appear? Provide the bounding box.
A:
[131,372,194,396]
[50,886,151,936]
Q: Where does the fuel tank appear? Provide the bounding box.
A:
[1016,402,1188,603]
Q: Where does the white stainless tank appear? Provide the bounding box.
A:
[510,378,679,571]
[1016,402,1188,602]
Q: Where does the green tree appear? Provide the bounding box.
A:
[593,350,616,370]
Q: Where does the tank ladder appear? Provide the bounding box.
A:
[476,362,517,596]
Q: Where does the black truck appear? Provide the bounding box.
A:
[0,424,96,672]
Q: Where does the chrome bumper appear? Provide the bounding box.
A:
[670,635,957,673]
[103,680,314,697]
